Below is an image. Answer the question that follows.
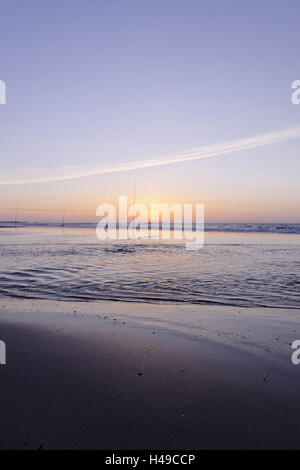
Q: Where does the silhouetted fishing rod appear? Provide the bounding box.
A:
[131,177,140,235]
[14,204,18,229]
[105,189,114,231]
[61,201,68,232]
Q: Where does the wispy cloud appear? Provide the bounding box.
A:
[1,126,300,185]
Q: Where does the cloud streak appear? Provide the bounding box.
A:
[1,125,300,185]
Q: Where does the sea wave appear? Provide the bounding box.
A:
[0,234,299,308]
[1,222,300,234]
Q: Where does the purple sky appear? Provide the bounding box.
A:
[0,0,300,222]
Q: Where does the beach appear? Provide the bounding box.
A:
[0,298,300,449]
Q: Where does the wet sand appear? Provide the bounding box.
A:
[0,298,300,449]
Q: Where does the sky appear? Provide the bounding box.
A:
[0,0,300,222]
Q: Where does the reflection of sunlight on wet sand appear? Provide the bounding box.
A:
[2,225,300,246]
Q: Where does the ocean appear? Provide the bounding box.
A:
[0,224,299,308]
